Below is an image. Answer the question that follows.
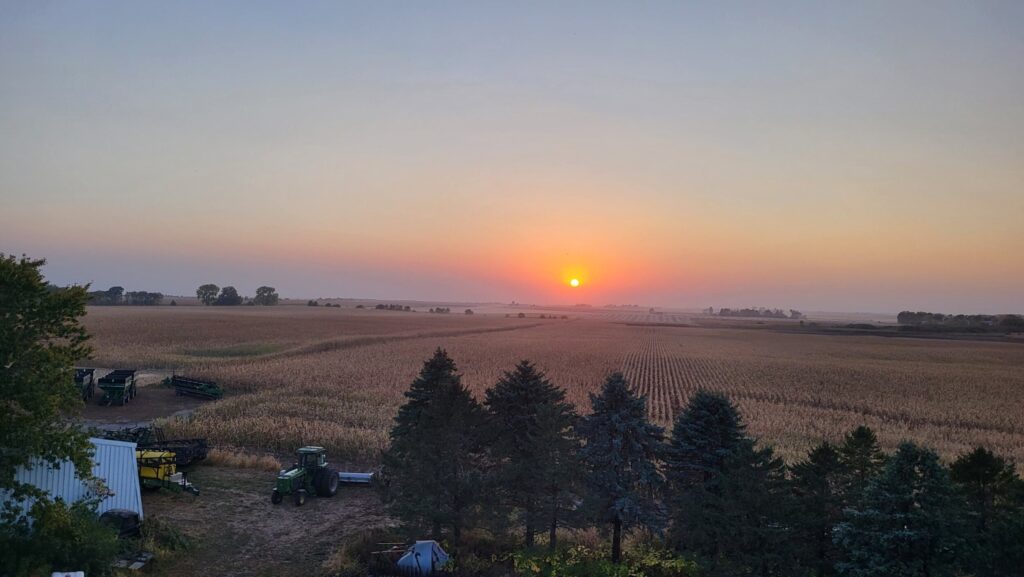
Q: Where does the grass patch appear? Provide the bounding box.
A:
[203,448,282,472]
[180,343,282,358]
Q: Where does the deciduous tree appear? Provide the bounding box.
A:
[253,286,279,306]
[215,286,243,306]
[196,283,219,305]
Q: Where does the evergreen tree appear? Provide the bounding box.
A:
[484,360,579,549]
[578,372,665,563]
[790,442,845,577]
[665,390,745,488]
[381,348,486,541]
[837,426,886,503]
[834,442,968,577]
[949,447,1024,577]
[666,391,793,575]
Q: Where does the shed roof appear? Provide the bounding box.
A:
[8,437,143,519]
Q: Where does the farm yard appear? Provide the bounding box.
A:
[82,305,1024,466]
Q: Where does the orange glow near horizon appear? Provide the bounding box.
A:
[569,278,580,287]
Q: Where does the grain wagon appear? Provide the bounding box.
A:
[98,369,137,406]
[74,368,95,401]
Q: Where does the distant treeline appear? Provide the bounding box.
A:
[196,284,279,306]
[376,304,412,311]
[88,286,163,306]
[710,307,804,320]
[898,311,1024,332]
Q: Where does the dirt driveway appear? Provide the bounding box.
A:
[143,465,393,576]
[81,369,206,430]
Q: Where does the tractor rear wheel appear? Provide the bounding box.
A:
[325,468,339,497]
[271,490,282,505]
[294,489,306,506]
[314,468,339,497]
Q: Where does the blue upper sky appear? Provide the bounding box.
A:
[2,1,1022,311]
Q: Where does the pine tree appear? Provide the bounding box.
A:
[790,442,845,577]
[837,425,886,503]
[484,360,579,549]
[666,391,793,575]
[949,447,1024,577]
[578,372,665,563]
[665,390,745,488]
[834,442,968,577]
[381,348,485,541]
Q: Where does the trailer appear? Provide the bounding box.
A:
[98,369,137,406]
[167,375,223,400]
[74,368,96,401]
[136,450,198,495]
[142,438,209,467]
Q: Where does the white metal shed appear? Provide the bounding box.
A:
[9,437,143,519]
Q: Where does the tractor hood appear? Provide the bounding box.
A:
[278,468,303,479]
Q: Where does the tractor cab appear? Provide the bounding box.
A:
[297,446,327,470]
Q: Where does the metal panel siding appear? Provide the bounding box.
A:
[8,438,143,519]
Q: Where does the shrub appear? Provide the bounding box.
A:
[0,499,119,577]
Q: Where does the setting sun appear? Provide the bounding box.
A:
[569,278,580,288]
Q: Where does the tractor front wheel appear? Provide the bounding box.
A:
[294,489,306,506]
[271,490,282,505]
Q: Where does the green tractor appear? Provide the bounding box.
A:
[271,446,339,506]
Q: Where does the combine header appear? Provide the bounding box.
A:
[103,427,209,467]
[74,368,95,401]
[98,369,137,406]
[167,375,223,400]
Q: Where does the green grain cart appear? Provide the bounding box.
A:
[271,446,339,506]
[74,368,95,401]
[98,369,137,406]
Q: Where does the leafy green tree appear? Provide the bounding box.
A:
[0,255,119,576]
[125,291,163,305]
[835,442,968,577]
[196,283,219,305]
[382,349,486,541]
[484,360,580,549]
[837,425,886,502]
[215,285,243,306]
[666,391,793,575]
[0,255,94,513]
[578,372,665,563]
[87,286,124,305]
[253,286,279,306]
[790,442,845,577]
[949,447,1024,577]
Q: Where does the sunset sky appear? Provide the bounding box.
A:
[2,1,1022,312]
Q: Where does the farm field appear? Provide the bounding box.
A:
[82,305,1024,466]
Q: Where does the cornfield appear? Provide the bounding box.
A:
[85,306,1024,466]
